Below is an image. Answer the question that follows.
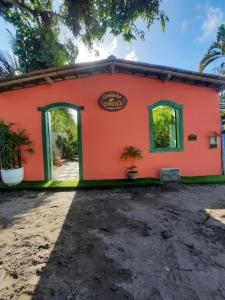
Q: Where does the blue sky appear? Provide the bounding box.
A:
[0,0,225,74]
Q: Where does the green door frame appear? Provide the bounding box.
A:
[38,102,84,181]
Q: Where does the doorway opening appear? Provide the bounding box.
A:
[50,108,79,181]
[38,102,84,182]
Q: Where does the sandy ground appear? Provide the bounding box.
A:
[1,184,225,299]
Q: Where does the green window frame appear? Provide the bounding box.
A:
[148,100,184,153]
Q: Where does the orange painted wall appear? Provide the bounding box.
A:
[0,73,222,180]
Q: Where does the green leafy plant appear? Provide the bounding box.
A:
[50,108,78,161]
[121,145,143,173]
[51,108,76,134]
[152,106,176,148]
[0,4,78,77]
[0,119,34,169]
[62,129,78,160]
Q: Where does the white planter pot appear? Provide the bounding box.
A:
[1,167,24,186]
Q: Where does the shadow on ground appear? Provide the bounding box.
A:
[31,185,225,300]
[32,189,145,300]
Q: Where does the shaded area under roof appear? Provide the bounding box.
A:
[0,56,225,93]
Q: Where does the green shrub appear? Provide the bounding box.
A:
[61,129,78,160]
[0,119,34,169]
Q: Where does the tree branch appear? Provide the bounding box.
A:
[4,0,67,22]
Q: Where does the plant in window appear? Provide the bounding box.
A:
[0,119,34,186]
[121,146,143,180]
[153,106,176,148]
[148,101,183,152]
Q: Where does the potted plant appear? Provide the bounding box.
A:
[0,119,34,186]
[52,134,65,166]
[120,145,143,180]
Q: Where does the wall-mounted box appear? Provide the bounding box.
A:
[188,134,197,141]
[160,168,180,182]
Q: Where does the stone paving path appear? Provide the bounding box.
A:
[53,160,79,181]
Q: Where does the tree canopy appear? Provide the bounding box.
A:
[0,0,168,47]
[0,0,168,76]
[0,2,78,75]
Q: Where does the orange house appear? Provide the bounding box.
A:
[0,56,224,181]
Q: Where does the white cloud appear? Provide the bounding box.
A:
[197,6,224,42]
[181,21,188,33]
[109,37,118,52]
[76,37,118,63]
[124,49,138,61]
[77,43,108,63]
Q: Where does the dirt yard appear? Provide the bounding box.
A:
[1,184,225,300]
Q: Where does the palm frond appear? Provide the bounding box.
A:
[216,24,225,44]
[199,24,225,73]
[6,29,16,50]
[0,50,19,77]
[199,53,222,72]
[121,146,143,161]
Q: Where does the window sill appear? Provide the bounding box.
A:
[150,147,184,153]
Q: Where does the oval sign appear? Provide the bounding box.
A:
[98,91,127,111]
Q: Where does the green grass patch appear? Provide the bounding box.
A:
[0,177,162,191]
[2,176,225,190]
[181,175,225,184]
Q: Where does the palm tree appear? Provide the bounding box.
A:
[0,50,19,77]
[199,24,225,74]
[0,119,33,169]
[0,29,20,78]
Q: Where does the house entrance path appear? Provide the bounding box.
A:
[53,160,79,181]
